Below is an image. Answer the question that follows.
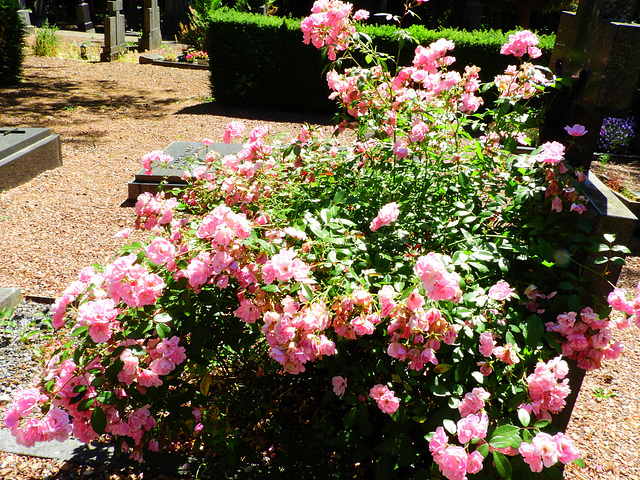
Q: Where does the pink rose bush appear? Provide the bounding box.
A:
[7,2,637,477]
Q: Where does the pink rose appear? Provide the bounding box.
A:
[222,121,245,144]
[564,124,587,137]
[332,376,347,396]
[370,202,400,232]
[488,280,513,301]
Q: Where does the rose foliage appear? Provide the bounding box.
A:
[5,1,638,478]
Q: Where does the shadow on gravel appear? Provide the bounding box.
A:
[0,73,183,121]
[175,102,335,126]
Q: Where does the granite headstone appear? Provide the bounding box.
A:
[0,128,62,191]
[127,142,242,201]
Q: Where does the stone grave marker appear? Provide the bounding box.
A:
[127,142,242,201]
[543,0,640,170]
[140,0,161,52]
[17,9,35,34]
[541,0,640,433]
[76,2,95,33]
[161,0,187,37]
[101,0,126,62]
[0,128,62,191]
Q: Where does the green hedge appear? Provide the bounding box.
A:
[207,10,555,113]
[0,0,26,87]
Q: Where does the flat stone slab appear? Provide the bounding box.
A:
[0,128,62,191]
[0,428,192,474]
[0,288,22,312]
[127,141,242,201]
[139,53,209,70]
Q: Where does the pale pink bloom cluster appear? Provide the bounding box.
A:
[141,150,173,175]
[537,144,589,214]
[607,284,640,329]
[301,0,355,61]
[458,387,490,417]
[500,30,542,59]
[261,248,311,285]
[145,236,177,268]
[76,298,120,343]
[27,335,184,459]
[369,202,400,231]
[392,41,483,114]
[3,389,73,447]
[103,254,166,308]
[520,356,570,419]
[327,66,389,118]
[380,285,456,371]
[414,252,462,302]
[134,192,177,231]
[519,432,580,473]
[429,426,484,480]
[117,336,187,387]
[494,63,548,99]
[331,289,380,339]
[50,266,102,328]
[477,331,520,374]
[261,298,336,374]
[545,307,623,370]
[369,384,400,414]
[223,120,246,143]
[536,141,565,165]
[487,280,514,301]
[564,124,587,137]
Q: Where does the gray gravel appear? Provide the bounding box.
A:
[0,301,52,403]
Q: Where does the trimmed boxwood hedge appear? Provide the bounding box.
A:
[0,0,26,87]
[207,10,555,113]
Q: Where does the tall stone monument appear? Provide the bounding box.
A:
[543,0,640,433]
[76,2,95,33]
[101,0,126,62]
[542,0,640,170]
[140,0,161,52]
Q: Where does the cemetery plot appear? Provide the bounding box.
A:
[127,141,242,200]
[0,128,62,191]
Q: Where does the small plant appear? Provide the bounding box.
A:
[598,116,636,154]
[0,307,15,333]
[592,387,616,402]
[163,53,178,62]
[33,24,61,57]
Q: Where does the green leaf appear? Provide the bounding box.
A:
[492,450,512,480]
[523,315,544,346]
[534,419,551,428]
[518,408,530,427]
[91,406,107,435]
[261,284,279,293]
[443,419,457,435]
[476,443,490,457]
[603,233,616,243]
[77,397,95,412]
[96,391,118,405]
[71,326,88,337]
[156,322,171,339]
[333,191,347,204]
[344,407,358,429]
[572,457,587,468]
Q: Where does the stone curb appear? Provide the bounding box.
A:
[0,429,194,474]
[0,288,22,312]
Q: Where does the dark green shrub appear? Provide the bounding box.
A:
[0,0,26,87]
[208,9,334,112]
[207,10,555,113]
